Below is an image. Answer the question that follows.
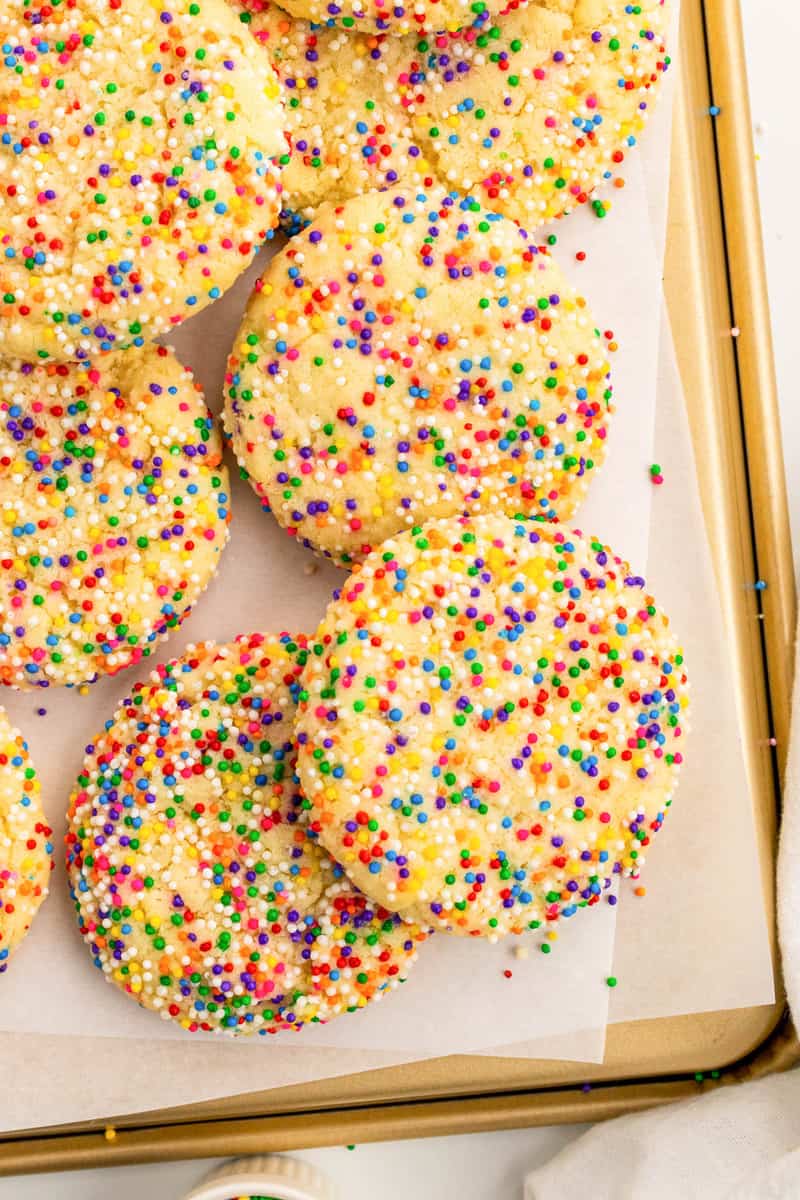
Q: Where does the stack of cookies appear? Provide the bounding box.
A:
[1,0,687,1039]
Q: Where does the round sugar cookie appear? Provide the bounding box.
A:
[296,515,689,939]
[235,2,425,221]
[0,346,230,689]
[1,708,53,971]
[66,633,429,1035]
[225,186,612,566]
[0,0,286,363]
[410,0,671,225]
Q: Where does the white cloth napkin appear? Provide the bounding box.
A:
[525,622,800,1200]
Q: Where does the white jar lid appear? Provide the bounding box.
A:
[183,1155,338,1200]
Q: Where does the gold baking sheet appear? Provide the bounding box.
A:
[0,0,795,1174]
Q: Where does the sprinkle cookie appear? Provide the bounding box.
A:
[0,0,286,363]
[296,515,689,938]
[225,186,612,565]
[1,707,53,971]
[66,633,428,1034]
[412,0,671,226]
[0,346,230,689]
[237,2,423,219]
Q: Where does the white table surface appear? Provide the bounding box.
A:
[1,2,795,1194]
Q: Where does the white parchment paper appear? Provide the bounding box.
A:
[608,308,775,1023]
